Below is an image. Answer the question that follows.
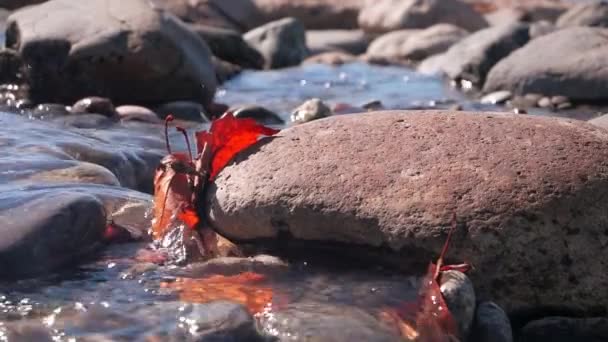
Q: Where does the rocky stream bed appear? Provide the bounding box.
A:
[1,0,608,341]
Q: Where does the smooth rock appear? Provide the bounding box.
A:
[232,105,284,125]
[6,0,217,106]
[212,56,242,83]
[484,27,608,101]
[358,0,488,33]
[30,103,69,119]
[303,51,358,66]
[70,97,116,117]
[557,1,608,28]
[27,162,120,186]
[189,24,264,69]
[485,8,527,27]
[251,0,364,30]
[436,23,530,86]
[55,113,116,128]
[207,110,608,313]
[170,254,288,278]
[470,302,513,342]
[367,24,468,62]
[155,101,208,122]
[290,98,331,124]
[244,17,309,69]
[417,53,448,75]
[116,105,161,124]
[307,30,371,55]
[519,317,608,342]
[440,270,476,339]
[0,192,106,278]
[481,90,512,104]
[259,302,401,341]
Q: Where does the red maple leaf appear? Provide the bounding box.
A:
[196,112,279,180]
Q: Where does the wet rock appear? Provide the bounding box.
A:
[557,1,608,28]
[358,0,488,34]
[155,101,208,122]
[232,105,284,125]
[367,24,468,62]
[55,113,116,128]
[212,56,243,83]
[6,0,217,107]
[417,53,448,75]
[252,0,363,30]
[116,105,161,124]
[537,97,552,108]
[167,301,267,341]
[30,103,69,119]
[307,30,371,55]
[244,17,309,69]
[0,192,106,278]
[484,27,608,101]
[439,270,476,339]
[189,24,264,69]
[588,113,608,129]
[27,162,120,186]
[170,255,288,278]
[207,110,608,314]
[519,317,608,342]
[2,322,53,341]
[291,98,331,124]
[433,23,530,87]
[470,302,513,342]
[303,51,358,66]
[259,302,401,341]
[70,97,116,117]
[481,90,512,104]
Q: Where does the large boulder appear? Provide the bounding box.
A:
[207,110,608,314]
[425,23,530,86]
[5,0,217,107]
[189,24,264,69]
[358,0,488,34]
[484,27,608,101]
[366,24,469,62]
[244,17,308,69]
[557,1,608,28]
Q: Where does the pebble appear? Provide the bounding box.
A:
[291,98,332,124]
[480,90,512,105]
[71,96,116,117]
[232,105,284,125]
[439,270,476,339]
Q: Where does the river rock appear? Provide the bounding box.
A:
[70,97,116,117]
[206,110,608,314]
[5,0,217,107]
[0,192,106,278]
[470,302,513,342]
[307,30,371,55]
[189,24,264,69]
[259,302,401,341]
[291,98,331,124]
[440,270,476,339]
[212,56,242,83]
[358,0,488,34]
[519,317,608,342]
[244,17,308,69]
[367,24,468,62]
[485,8,527,26]
[155,101,208,122]
[484,27,608,101]
[432,23,530,86]
[303,51,358,66]
[557,1,608,28]
[232,105,284,125]
[27,162,120,186]
[588,113,608,129]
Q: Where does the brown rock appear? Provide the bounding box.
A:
[207,110,608,314]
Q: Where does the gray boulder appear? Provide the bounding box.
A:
[307,29,371,55]
[5,0,217,107]
[433,23,530,86]
[484,27,608,101]
[189,24,264,69]
[244,17,308,69]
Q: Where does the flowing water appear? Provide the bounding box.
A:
[0,61,597,340]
